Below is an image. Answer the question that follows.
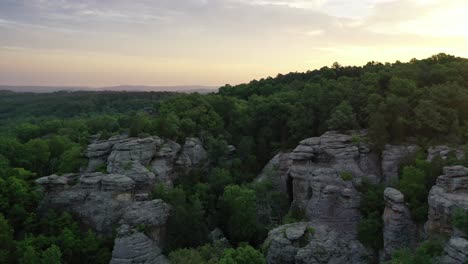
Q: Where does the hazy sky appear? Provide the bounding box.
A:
[1,0,467,87]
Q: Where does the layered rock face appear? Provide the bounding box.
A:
[37,136,210,264]
[36,172,170,235]
[264,222,370,264]
[288,131,380,239]
[425,166,468,236]
[381,144,419,184]
[441,237,468,264]
[85,136,207,187]
[256,151,292,194]
[427,146,465,162]
[110,225,169,264]
[382,188,416,260]
[425,166,468,264]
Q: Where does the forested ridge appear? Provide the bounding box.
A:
[1,53,468,263]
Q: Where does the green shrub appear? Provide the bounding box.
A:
[453,208,468,234]
[340,172,353,181]
[306,227,315,235]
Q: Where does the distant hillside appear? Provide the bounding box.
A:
[0,85,218,93]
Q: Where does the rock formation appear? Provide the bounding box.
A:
[440,237,468,264]
[381,144,419,184]
[427,145,464,162]
[36,172,170,235]
[425,166,468,236]
[288,131,380,239]
[256,151,291,194]
[85,136,207,187]
[382,188,416,260]
[110,225,169,264]
[263,222,370,264]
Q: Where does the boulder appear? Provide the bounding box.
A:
[381,144,419,184]
[263,222,370,264]
[440,236,468,264]
[110,225,169,264]
[382,188,416,260]
[426,166,468,236]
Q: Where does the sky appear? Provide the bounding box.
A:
[0,0,467,87]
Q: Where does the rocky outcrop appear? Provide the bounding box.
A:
[381,144,419,184]
[427,146,464,162]
[440,237,468,264]
[120,200,170,245]
[85,135,127,172]
[263,222,370,264]
[110,225,169,264]
[256,152,292,194]
[36,172,170,236]
[150,141,181,185]
[106,137,162,189]
[86,136,208,188]
[288,131,380,239]
[382,188,416,260]
[175,137,207,168]
[426,166,468,236]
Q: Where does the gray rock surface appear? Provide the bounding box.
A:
[107,137,162,189]
[85,135,127,172]
[175,137,207,167]
[256,152,292,194]
[381,144,419,184]
[86,136,207,187]
[382,188,416,260]
[110,225,169,264]
[426,166,468,236]
[120,200,170,245]
[427,146,464,162]
[288,131,380,239]
[150,140,181,186]
[441,237,468,264]
[36,172,170,235]
[264,222,370,264]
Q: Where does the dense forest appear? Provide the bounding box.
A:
[1,53,468,263]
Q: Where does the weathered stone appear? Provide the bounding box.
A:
[108,160,155,190]
[382,188,416,260]
[175,137,207,167]
[285,131,382,240]
[85,135,126,172]
[36,172,169,236]
[256,152,292,194]
[101,174,135,192]
[426,166,468,236]
[150,140,181,186]
[108,137,161,166]
[381,144,419,184]
[441,237,468,264]
[110,225,169,264]
[35,173,78,192]
[264,222,370,264]
[427,146,464,162]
